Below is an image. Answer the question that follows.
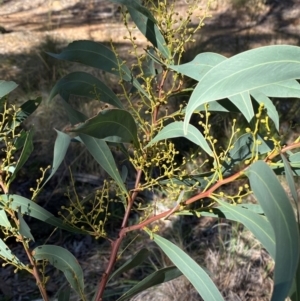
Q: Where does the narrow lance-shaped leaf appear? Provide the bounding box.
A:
[143,47,160,77]
[9,129,34,185]
[194,98,239,113]
[33,245,84,298]
[57,287,71,301]
[168,52,226,81]
[0,208,12,229]
[253,79,300,98]
[245,161,300,301]
[121,165,128,183]
[16,97,42,124]
[152,233,224,301]
[281,154,299,219]
[145,47,165,65]
[18,208,35,242]
[250,90,279,131]
[39,130,71,192]
[47,40,149,99]
[70,109,140,148]
[14,130,28,150]
[290,152,300,162]
[281,155,300,301]
[0,194,87,234]
[116,266,182,301]
[197,203,265,215]
[0,238,24,266]
[60,98,88,125]
[109,0,157,23]
[79,134,128,195]
[183,45,300,133]
[213,198,275,259]
[290,228,300,301]
[5,97,42,131]
[181,201,275,259]
[47,71,124,109]
[229,91,254,123]
[57,100,128,195]
[0,80,18,98]
[169,52,254,121]
[146,121,213,156]
[110,0,169,59]
[108,249,150,282]
[222,133,274,176]
[127,2,170,60]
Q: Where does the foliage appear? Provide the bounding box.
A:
[1,0,300,301]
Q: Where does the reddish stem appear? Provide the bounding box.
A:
[94,170,143,301]
[94,65,170,301]
[152,70,168,126]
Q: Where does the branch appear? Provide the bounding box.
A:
[94,170,143,301]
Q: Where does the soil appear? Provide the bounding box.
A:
[0,1,299,301]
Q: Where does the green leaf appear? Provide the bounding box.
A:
[184,45,300,133]
[290,152,300,162]
[145,47,165,66]
[13,130,27,150]
[221,133,274,176]
[110,0,157,23]
[116,266,182,301]
[80,134,128,195]
[70,109,139,147]
[39,130,71,191]
[169,52,254,121]
[0,80,18,97]
[0,194,86,233]
[144,47,162,76]
[281,154,299,220]
[239,203,264,214]
[109,248,150,282]
[179,203,275,259]
[229,92,253,123]
[61,98,88,125]
[47,71,124,109]
[168,52,226,81]
[47,40,149,98]
[0,238,24,266]
[250,90,279,131]
[57,287,71,301]
[8,97,42,131]
[195,98,240,113]
[109,0,169,59]
[16,97,42,123]
[159,170,215,190]
[214,199,275,259]
[253,79,300,98]
[289,251,300,301]
[230,132,272,158]
[126,1,170,60]
[184,203,264,217]
[56,99,128,195]
[0,208,12,229]
[146,121,213,156]
[33,245,84,297]
[8,129,34,185]
[270,162,300,177]
[245,161,300,301]
[17,208,35,242]
[152,233,224,301]
[121,165,128,183]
